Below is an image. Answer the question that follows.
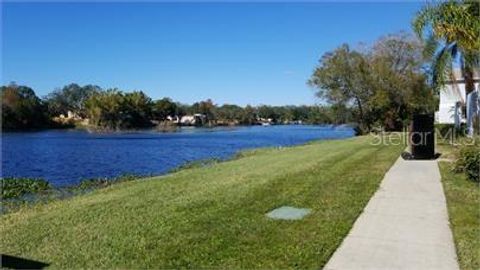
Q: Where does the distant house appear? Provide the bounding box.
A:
[435,69,479,125]
[180,114,206,126]
[257,117,273,125]
[166,115,180,123]
[59,110,81,120]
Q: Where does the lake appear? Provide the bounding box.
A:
[1,125,354,186]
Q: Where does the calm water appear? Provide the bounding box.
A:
[1,125,354,186]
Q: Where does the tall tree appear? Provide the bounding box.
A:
[309,33,435,132]
[84,89,125,130]
[413,0,480,94]
[153,98,178,121]
[191,99,216,122]
[1,83,48,130]
[257,105,280,122]
[216,104,244,123]
[239,105,257,125]
[309,44,374,132]
[123,91,153,128]
[369,33,436,130]
[45,83,101,117]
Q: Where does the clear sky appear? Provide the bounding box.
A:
[2,2,424,106]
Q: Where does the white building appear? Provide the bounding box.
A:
[166,115,180,123]
[180,114,206,125]
[435,69,479,125]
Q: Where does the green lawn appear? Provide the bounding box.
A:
[0,136,403,269]
[439,161,480,270]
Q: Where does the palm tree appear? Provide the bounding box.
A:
[413,0,479,96]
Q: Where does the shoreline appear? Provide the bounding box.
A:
[1,122,356,133]
[1,135,356,214]
[2,125,355,187]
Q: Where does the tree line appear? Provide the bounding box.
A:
[1,83,355,131]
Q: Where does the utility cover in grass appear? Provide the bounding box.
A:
[266,206,311,220]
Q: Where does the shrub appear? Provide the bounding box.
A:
[169,158,222,173]
[73,174,141,190]
[454,143,480,182]
[1,178,51,199]
[436,123,466,140]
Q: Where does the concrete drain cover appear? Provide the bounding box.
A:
[266,206,311,220]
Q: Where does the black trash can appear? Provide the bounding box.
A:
[410,113,435,159]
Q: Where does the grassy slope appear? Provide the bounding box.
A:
[0,136,403,269]
[439,162,480,270]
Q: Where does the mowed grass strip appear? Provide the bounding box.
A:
[0,136,404,269]
[439,162,480,270]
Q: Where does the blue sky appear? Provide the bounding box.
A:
[2,2,423,106]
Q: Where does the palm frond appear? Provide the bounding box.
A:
[412,4,433,39]
[422,34,439,60]
[431,45,454,91]
[463,50,480,70]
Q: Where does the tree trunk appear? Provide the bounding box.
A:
[459,67,475,119]
[464,67,475,96]
[355,96,369,132]
[464,67,477,136]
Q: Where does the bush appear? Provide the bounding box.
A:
[169,158,222,173]
[85,90,153,130]
[436,123,466,140]
[73,174,141,190]
[1,178,51,199]
[454,143,480,182]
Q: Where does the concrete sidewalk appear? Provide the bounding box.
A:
[324,157,459,270]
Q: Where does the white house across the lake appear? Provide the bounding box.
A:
[435,69,479,125]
